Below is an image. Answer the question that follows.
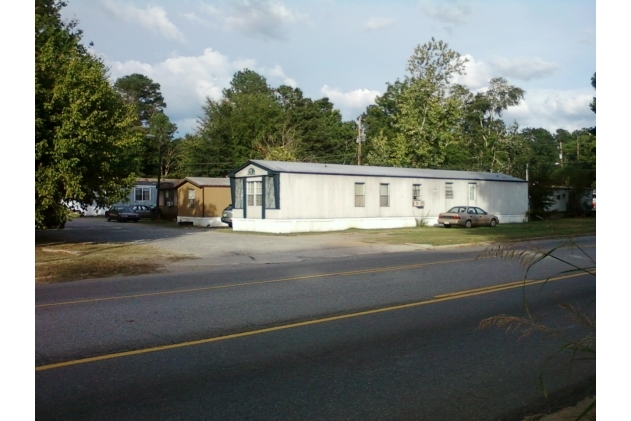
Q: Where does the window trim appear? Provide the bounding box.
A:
[247,181,263,207]
[445,182,454,199]
[380,183,389,207]
[187,188,195,209]
[135,187,151,202]
[354,182,365,207]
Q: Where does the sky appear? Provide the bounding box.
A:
[58,0,596,137]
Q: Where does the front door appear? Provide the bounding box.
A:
[246,180,263,219]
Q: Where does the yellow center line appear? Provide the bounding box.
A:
[35,271,594,372]
[36,257,480,308]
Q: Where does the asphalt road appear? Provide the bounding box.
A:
[36,240,596,420]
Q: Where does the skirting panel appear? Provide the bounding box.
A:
[177,216,227,227]
[232,213,526,233]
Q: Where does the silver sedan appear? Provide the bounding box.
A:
[438,206,499,228]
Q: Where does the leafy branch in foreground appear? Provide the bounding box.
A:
[476,238,595,420]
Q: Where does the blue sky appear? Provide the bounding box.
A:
[59,0,596,137]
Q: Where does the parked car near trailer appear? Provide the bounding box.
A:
[106,206,140,222]
[131,204,155,219]
[438,206,499,228]
[221,204,233,228]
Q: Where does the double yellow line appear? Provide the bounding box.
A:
[35,271,593,372]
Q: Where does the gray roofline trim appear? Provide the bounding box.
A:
[227,160,273,177]
[229,160,526,183]
[174,178,231,189]
[233,169,526,183]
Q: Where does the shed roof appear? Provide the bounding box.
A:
[232,160,525,182]
[175,177,230,188]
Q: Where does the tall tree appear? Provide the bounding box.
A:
[365,39,468,168]
[147,112,178,177]
[519,128,558,217]
[114,73,170,176]
[114,73,166,127]
[35,0,141,228]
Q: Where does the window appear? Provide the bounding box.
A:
[412,184,422,200]
[446,183,454,199]
[188,189,195,208]
[469,184,476,201]
[355,183,365,207]
[135,187,151,202]
[265,175,277,209]
[164,190,176,206]
[247,181,263,206]
[380,183,389,207]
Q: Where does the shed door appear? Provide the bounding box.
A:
[468,184,477,207]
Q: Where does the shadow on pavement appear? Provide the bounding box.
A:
[35,217,227,245]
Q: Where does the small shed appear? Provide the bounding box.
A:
[175,177,231,227]
[228,160,528,233]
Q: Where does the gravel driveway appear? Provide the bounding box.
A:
[36,217,427,270]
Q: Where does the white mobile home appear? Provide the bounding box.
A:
[228,160,528,233]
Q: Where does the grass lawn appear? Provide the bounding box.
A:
[35,242,194,283]
[355,217,596,246]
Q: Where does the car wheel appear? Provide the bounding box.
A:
[465,220,472,228]
[490,219,497,227]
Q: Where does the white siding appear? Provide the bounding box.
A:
[232,172,527,233]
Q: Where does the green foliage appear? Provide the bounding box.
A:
[35,0,142,229]
[114,73,166,126]
[181,70,356,176]
[114,73,172,176]
[146,112,178,177]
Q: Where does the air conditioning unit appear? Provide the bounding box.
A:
[413,200,424,207]
[166,201,174,207]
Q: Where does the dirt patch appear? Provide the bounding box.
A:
[35,242,195,283]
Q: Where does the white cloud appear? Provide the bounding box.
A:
[451,54,492,91]
[419,0,472,24]
[207,0,307,41]
[100,1,185,42]
[320,85,381,119]
[107,48,259,134]
[504,88,595,132]
[265,65,297,87]
[490,57,561,81]
[180,12,213,27]
[363,18,396,32]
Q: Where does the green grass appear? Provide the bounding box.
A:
[226,217,596,245]
[360,217,596,246]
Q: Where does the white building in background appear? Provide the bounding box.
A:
[228,160,528,234]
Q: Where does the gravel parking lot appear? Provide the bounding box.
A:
[36,217,426,271]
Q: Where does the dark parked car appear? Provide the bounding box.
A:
[221,204,233,228]
[131,204,155,219]
[438,206,498,228]
[106,206,140,222]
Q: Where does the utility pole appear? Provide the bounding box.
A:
[155,135,162,220]
[356,116,365,165]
